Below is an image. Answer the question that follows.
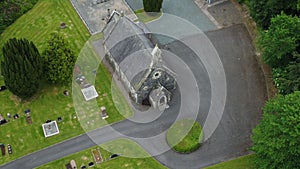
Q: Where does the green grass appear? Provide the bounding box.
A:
[0,77,85,165]
[36,139,167,169]
[0,0,90,58]
[0,0,132,165]
[135,9,162,23]
[166,119,203,153]
[204,154,256,169]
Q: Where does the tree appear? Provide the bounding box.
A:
[43,32,76,84]
[1,38,43,99]
[273,61,300,94]
[249,0,299,29]
[143,0,163,12]
[258,13,300,68]
[251,92,300,169]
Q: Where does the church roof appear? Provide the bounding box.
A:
[103,12,154,88]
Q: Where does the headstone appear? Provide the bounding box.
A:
[0,144,5,156]
[13,114,19,119]
[88,162,94,167]
[110,154,119,158]
[100,106,109,119]
[70,160,77,169]
[26,116,32,124]
[60,22,67,29]
[7,144,12,154]
[24,109,30,114]
[0,119,7,125]
[63,90,69,96]
[0,86,7,92]
[0,114,7,125]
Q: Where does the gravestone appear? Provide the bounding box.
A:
[0,86,6,92]
[60,22,67,29]
[0,144,5,156]
[13,114,19,119]
[7,144,12,154]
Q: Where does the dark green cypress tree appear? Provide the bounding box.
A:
[143,0,163,12]
[1,38,43,99]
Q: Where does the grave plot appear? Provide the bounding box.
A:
[0,144,5,156]
[92,148,103,164]
[42,121,60,138]
[81,85,99,101]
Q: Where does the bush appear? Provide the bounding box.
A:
[249,0,299,29]
[273,62,300,95]
[43,33,76,84]
[258,13,300,69]
[251,92,300,169]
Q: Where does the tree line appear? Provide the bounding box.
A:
[237,1,300,169]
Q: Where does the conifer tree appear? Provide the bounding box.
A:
[1,38,43,99]
[143,0,163,12]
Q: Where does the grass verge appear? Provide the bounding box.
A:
[204,154,256,169]
[166,119,203,153]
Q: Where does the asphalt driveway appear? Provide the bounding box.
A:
[125,0,216,31]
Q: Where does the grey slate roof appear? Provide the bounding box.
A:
[103,13,154,87]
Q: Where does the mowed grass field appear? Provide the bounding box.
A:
[0,0,89,56]
[0,0,132,165]
[37,139,167,169]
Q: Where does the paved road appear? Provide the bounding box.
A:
[125,0,216,31]
[1,24,267,169]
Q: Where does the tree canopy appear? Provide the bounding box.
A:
[258,13,300,94]
[1,38,43,99]
[249,0,299,29]
[143,0,163,12]
[251,91,300,169]
[43,32,76,84]
[273,62,300,94]
[258,13,300,68]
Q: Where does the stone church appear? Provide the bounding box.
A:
[102,11,176,110]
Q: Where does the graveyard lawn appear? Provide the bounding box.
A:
[37,139,167,169]
[0,0,132,165]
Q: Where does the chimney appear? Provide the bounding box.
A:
[107,8,110,17]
